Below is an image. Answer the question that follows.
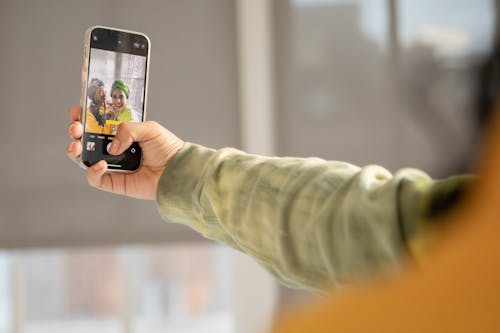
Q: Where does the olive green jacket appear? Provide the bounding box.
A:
[156,143,467,292]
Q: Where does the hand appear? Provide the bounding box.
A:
[66,106,184,200]
[105,104,117,119]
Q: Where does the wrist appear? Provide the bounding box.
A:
[165,140,185,167]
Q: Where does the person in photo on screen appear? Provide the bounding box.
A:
[85,78,109,134]
[109,79,137,123]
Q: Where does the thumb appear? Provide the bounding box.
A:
[108,121,164,155]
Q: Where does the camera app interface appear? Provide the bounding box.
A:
[83,28,148,169]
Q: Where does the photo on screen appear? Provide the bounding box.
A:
[85,48,147,135]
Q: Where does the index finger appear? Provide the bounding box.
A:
[68,106,83,122]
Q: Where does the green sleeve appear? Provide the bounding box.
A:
[156,143,446,291]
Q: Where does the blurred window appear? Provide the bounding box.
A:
[0,245,233,333]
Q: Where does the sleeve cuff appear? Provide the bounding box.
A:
[155,142,215,226]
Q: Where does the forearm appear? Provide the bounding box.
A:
[156,143,435,291]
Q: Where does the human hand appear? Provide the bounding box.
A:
[66,106,184,200]
[106,104,117,119]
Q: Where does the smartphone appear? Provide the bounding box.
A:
[80,26,150,172]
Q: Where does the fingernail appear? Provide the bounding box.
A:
[110,139,120,153]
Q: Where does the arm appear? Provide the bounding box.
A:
[67,106,469,292]
[156,143,439,291]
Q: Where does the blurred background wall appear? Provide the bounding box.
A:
[0,0,496,332]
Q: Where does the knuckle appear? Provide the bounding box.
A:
[117,122,128,131]
[147,121,162,133]
[116,122,131,136]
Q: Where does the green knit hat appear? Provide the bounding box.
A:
[111,80,130,98]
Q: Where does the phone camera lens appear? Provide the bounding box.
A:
[118,40,122,45]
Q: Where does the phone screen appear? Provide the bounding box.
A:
[82,27,149,171]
